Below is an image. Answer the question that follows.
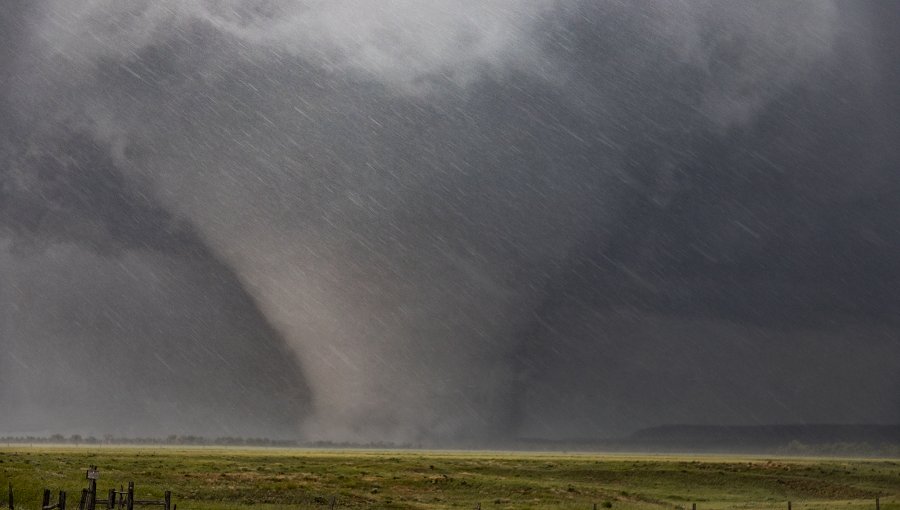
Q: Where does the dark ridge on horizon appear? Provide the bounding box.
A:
[629,424,900,445]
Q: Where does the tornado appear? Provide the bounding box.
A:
[2,1,898,443]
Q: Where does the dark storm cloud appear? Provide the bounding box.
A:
[0,113,310,437]
[511,1,900,437]
[1,1,898,442]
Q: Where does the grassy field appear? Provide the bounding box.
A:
[1,446,899,509]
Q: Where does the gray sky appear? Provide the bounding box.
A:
[1,0,898,443]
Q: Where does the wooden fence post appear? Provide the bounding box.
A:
[593,504,597,510]
[692,504,696,510]
[329,496,335,510]
[42,489,51,509]
[787,501,791,510]
[59,490,67,510]
[876,497,880,510]
[84,466,98,510]
[126,482,133,510]
[164,491,171,510]
[7,482,12,510]
[79,488,88,510]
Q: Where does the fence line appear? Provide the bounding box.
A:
[5,478,887,510]
[4,468,173,510]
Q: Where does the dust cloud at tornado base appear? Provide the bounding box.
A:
[1,1,899,443]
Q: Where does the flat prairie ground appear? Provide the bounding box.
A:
[1,446,899,510]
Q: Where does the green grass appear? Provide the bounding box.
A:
[2,446,899,509]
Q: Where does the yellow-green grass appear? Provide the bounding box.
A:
[2,446,899,509]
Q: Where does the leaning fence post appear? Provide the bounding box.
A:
[59,490,67,510]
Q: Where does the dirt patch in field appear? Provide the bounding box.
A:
[773,476,877,499]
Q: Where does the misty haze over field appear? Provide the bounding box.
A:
[1,1,899,445]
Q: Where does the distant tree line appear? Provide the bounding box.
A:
[0,434,413,449]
